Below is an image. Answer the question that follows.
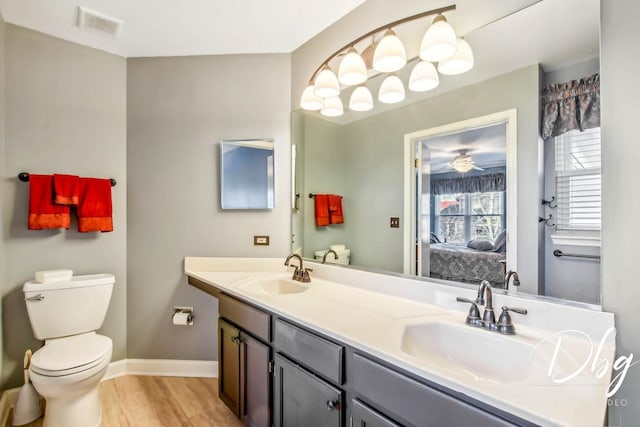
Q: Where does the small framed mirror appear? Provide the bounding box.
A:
[220,139,275,210]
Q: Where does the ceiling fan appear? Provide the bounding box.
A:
[449,149,484,173]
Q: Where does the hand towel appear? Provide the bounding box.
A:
[314,194,330,227]
[328,194,344,224]
[77,177,113,232]
[53,174,80,205]
[28,174,71,230]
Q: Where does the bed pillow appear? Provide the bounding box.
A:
[493,230,507,252]
[430,232,441,244]
[467,239,494,251]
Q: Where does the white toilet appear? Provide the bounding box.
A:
[23,273,114,427]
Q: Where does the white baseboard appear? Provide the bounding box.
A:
[105,358,218,380]
[1,359,218,423]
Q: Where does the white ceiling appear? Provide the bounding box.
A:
[0,0,367,57]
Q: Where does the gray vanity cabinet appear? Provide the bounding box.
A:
[218,318,241,415]
[218,293,273,427]
[351,399,401,427]
[273,353,343,427]
[352,353,524,427]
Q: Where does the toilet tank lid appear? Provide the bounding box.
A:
[23,273,115,293]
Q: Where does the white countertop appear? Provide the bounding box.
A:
[185,257,615,427]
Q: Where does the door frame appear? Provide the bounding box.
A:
[403,109,518,276]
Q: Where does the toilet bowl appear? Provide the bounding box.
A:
[23,273,115,427]
[29,333,112,427]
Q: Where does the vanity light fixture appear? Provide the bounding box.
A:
[349,86,374,111]
[438,38,474,75]
[372,29,407,73]
[299,4,473,117]
[378,74,405,104]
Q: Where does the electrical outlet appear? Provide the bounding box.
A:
[254,235,270,246]
[390,217,400,228]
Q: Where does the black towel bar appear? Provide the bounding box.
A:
[18,172,116,187]
[553,249,600,260]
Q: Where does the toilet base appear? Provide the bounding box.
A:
[42,387,102,427]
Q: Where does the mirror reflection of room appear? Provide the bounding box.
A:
[416,123,507,288]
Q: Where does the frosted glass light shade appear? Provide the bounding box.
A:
[349,86,373,111]
[321,96,344,117]
[378,75,405,104]
[314,65,340,98]
[338,48,367,86]
[409,61,439,92]
[300,85,323,110]
[373,30,406,73]
[419,14,457,62]
[438,38,474,75]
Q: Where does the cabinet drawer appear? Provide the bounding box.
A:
[219,293,271,342]
[274,318,344,385]
[352,399,401,427]
[353,353,520,427]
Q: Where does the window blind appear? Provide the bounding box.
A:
[555,127,601,231]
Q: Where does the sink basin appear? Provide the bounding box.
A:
[401,322,539,383]
[236,277,310,296]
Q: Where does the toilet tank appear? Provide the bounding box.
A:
[23,274,114,340]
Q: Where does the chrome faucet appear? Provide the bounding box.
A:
[457,279,528,334]
[475,280,496,327]
[504,270,520,289]
[322,249,338,264]
[284,253,312,282]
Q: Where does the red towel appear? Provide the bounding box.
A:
[314,194,330,227]
[328,194,344,224]
[28,174,71,230]
[77,177,113,232]
[53,174,80,205]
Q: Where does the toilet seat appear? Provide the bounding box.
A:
[30,333,112,377]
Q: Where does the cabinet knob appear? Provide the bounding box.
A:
[326,400,340,411]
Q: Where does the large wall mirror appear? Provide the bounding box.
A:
[291,0,601,306]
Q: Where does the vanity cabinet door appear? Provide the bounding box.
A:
[240,331,271,427]
[273,354,343,427]
[351,399,401,427]
[218,318,241,416]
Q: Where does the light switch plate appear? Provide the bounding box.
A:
[390,217,400,228]
[254,235,270,246]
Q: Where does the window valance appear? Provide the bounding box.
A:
[431,172,505,195]
[541,73,600,139]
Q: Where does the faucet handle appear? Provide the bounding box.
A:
[496,306,528,335]
[456,297,482,327]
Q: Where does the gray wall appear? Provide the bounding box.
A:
[542,59,601,304]
[2,25,127,388]
[298,114,347,258]
[296,65,542,291]
[601,0,640,424]
[126,54,291,360]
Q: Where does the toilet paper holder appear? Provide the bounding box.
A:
[172,306,194,326]
[172,306,193,317]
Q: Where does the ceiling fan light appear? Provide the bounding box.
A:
[338,48,368,86]
[373,29,407,73]
[378,74,405,104]
[408,61,439,92]
[452,162,474,173]
[349,86,373,111]
[314,65,340,98]
[419,14,457,62]
[438,38,474,75]
[320,96,344,117]
[300,85,323,110]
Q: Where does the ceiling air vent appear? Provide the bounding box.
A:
[76,6,124,38]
